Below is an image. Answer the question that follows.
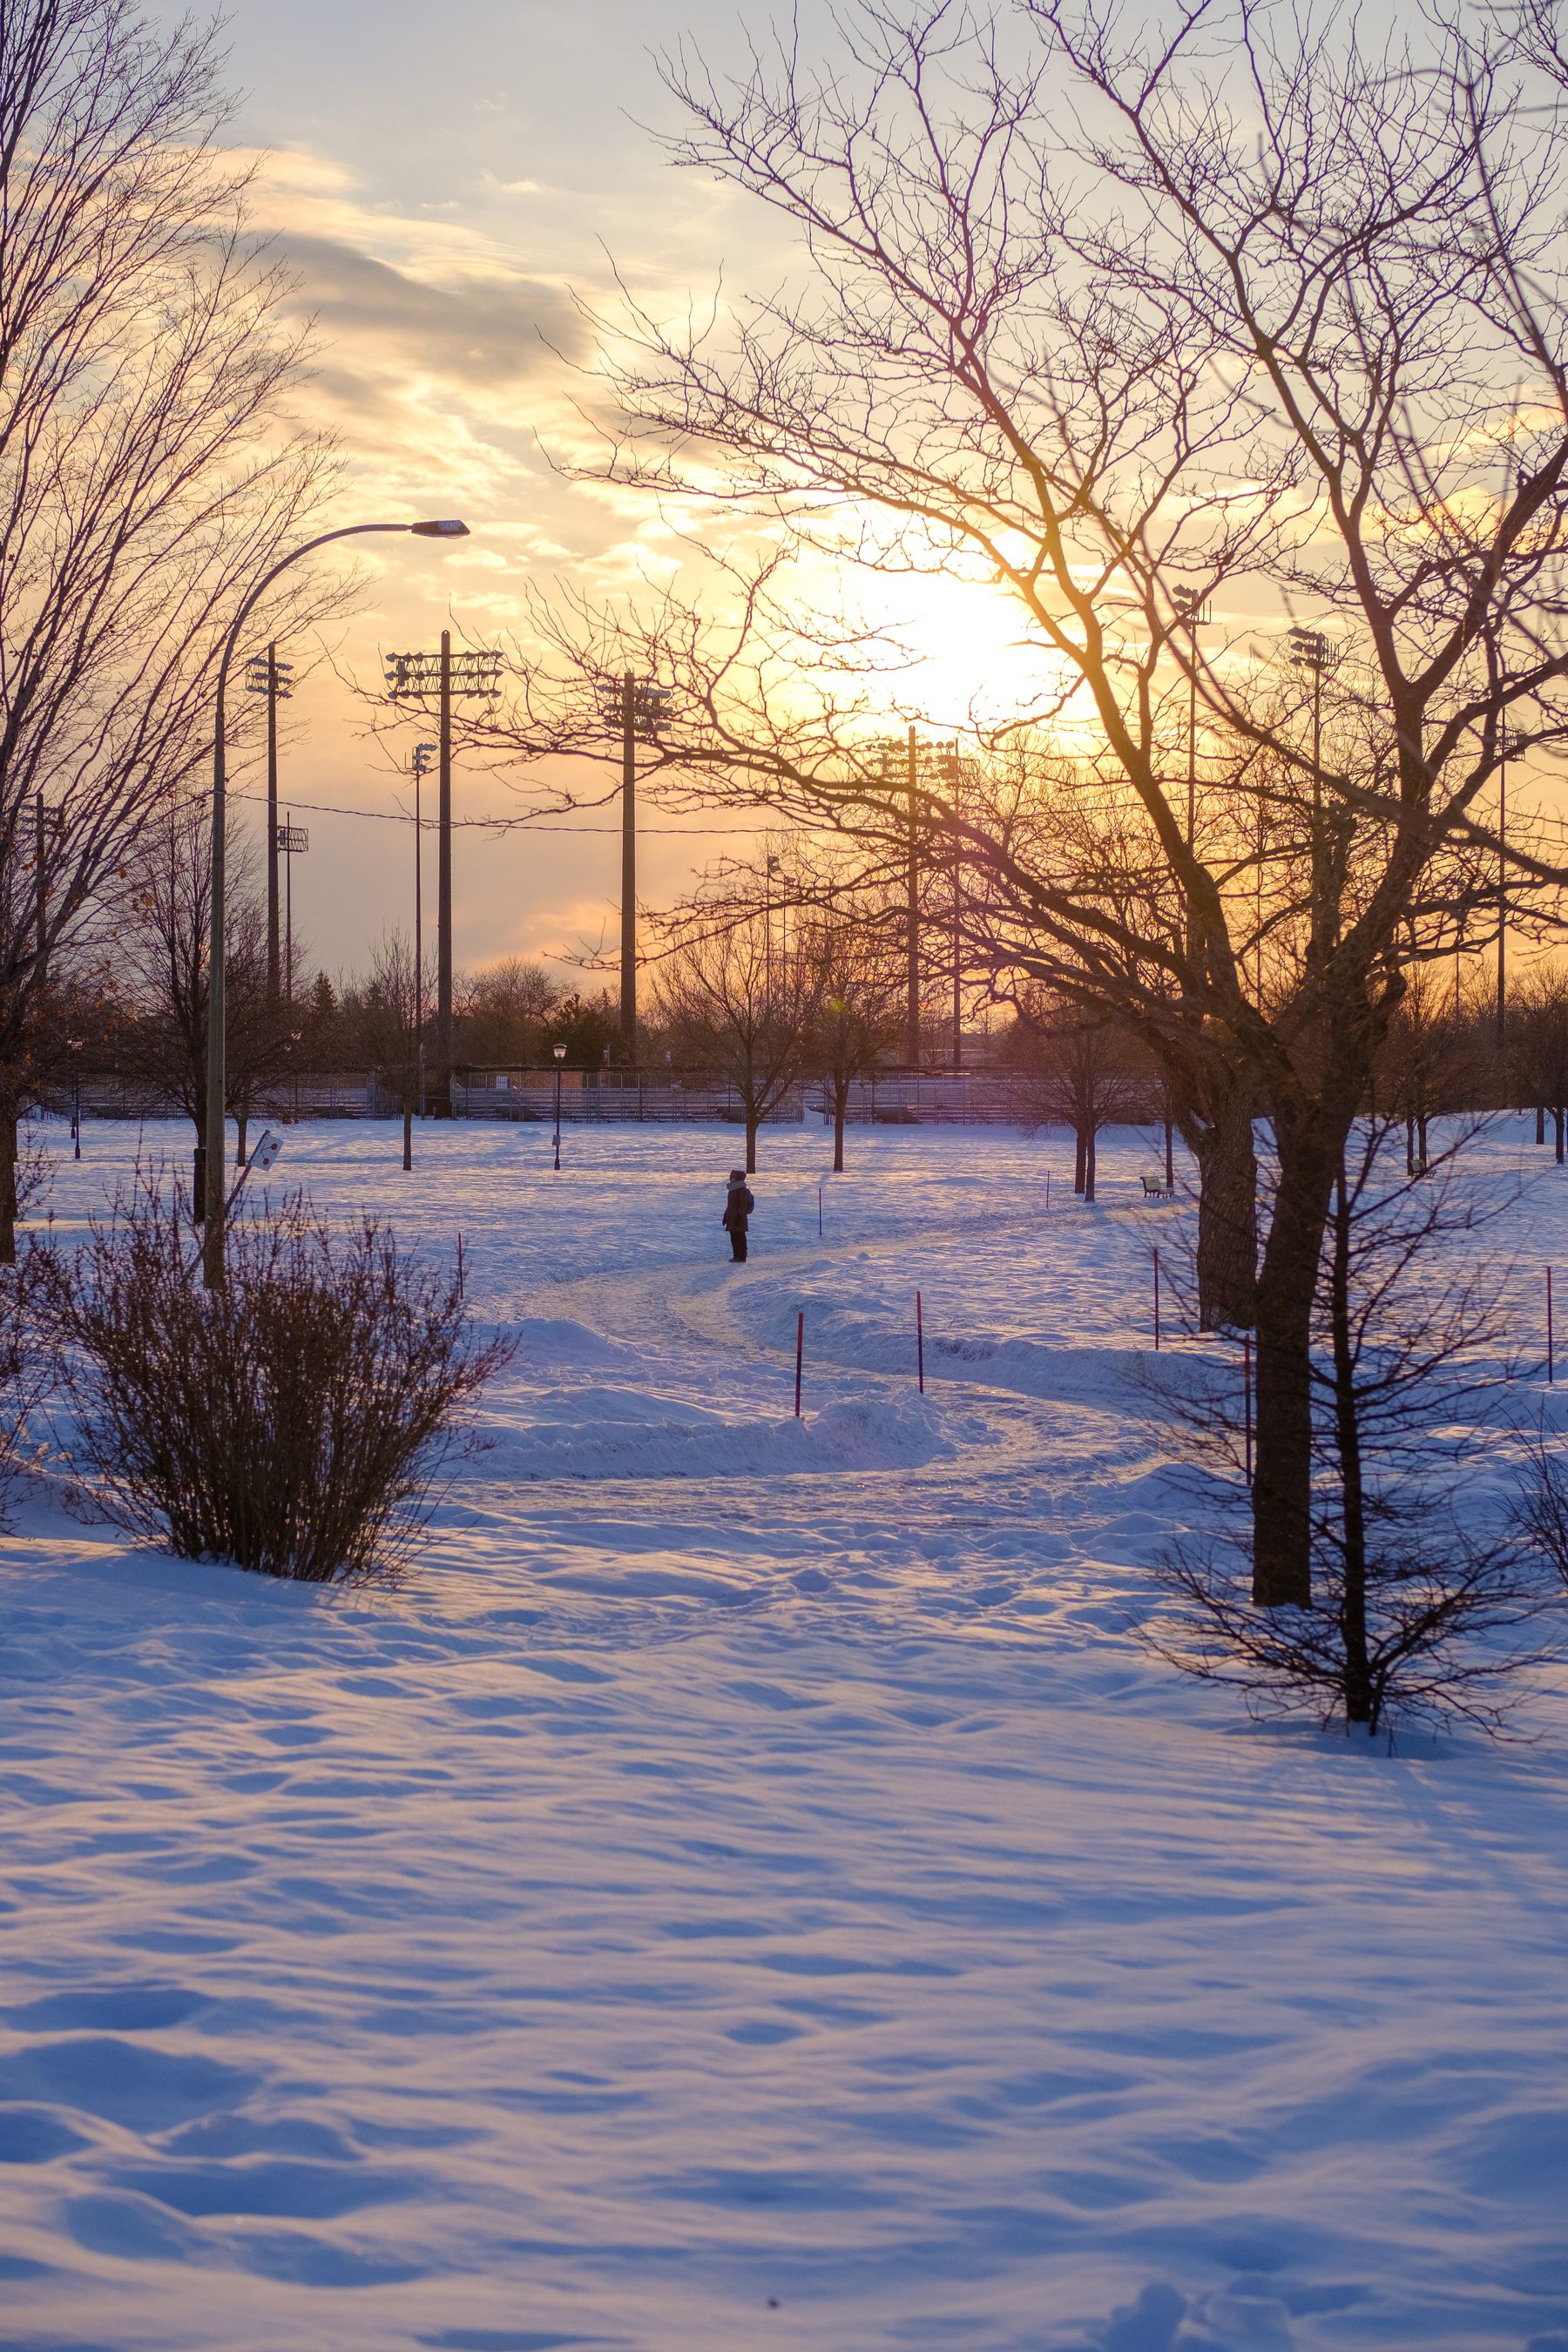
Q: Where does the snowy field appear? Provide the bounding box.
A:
[3,1114,1568,2352]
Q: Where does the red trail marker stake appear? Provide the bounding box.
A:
[794,1309,804,1417]
[916,1290,925,1394]
[1550,1267,1556,1386]
[1243,1332,1253,1484]
[1153,1247,1161,1352]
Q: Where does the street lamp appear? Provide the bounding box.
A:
[66,1035,83,1161]
[203,517,469,1287]
[552,1041,566,1171]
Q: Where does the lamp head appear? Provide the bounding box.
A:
[552,1042,566,1062]
[409,519,470,538]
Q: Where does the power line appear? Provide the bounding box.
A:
[223,787,761,836]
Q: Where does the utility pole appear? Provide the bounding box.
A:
[385,638,502,1115]
[621,673,635,1056]
[440,632,451,1110]
[936,747,965,1072]
[598,672,668,1063]
[246,645,294,1003]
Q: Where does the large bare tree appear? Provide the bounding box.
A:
[0,0,339,1253]
[475,0,1568,1609]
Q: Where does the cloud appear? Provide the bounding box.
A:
[278,233,584,393]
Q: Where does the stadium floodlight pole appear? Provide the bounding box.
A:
[386,636,504,1117]
[246,644,294,1003]
[598,673,668,1063]
[906,723,920,1067]
[205,517,469,1288]
[1287,626,1335,966]
[411,741,436,1115]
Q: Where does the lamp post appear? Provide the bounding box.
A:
[205,517,469,1288]
[552,1041,566,1171]
[66,1035,83,1160]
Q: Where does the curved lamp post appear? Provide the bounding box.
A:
[203,518,469,1287]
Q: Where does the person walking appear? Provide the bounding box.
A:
[722,1168,755,1262]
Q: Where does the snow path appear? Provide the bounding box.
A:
[3,1119,1568,2351]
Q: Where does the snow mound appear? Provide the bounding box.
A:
[506,1315,639,1367]
[475,1389,957,1481]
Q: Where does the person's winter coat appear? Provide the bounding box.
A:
[722,1178,755,1231]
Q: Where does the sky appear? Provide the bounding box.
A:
[161,0,828,989]
[153,0,1560,996]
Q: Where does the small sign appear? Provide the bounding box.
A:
[275,824,309,854]
[248,1129,281,1173]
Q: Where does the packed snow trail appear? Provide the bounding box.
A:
[3,1119,1567,2351]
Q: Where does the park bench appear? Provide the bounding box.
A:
[1141,1172,1175,1200]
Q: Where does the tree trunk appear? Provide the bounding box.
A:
[402,1094,413,1171]
[1417,1112,1429,1170]
[1252,1125,1341,1608]
[1073,1126,1087,1194]
[1164,1113,1175,1190]
[1405,1114,1416,1178]
[745,1114,758,1174]
[1538,1101,1546,1146]
[235,1111,248,1170]
[1192,1091,1258,1330]
[1329,1158,1373,1727]
[1557,1107,1565,1167]
[833,1076,848,1173]
[1083,1126,1097,1203]
[0,1106,17,1266]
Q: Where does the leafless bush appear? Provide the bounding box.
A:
[0,1257,54,1523]
[42,1185,512,1582]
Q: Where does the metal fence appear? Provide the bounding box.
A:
[807,1075,1041,1126]
[43,1071,1041,1127]
[453,1080,808,1125]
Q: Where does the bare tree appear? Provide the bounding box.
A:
[519,0,1568,1610]
[352,932,423,1171]
[0,0,340,1254]
[653,902,821,1171]
[1152,1119,1564,1735]
[456,956,563,1071]
[1010,991,1155,1203]
[117,796,299,1179]
[1509,969,1568,1161]
[798,897,905,1172]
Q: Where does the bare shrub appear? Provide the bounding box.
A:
[42,1185,512,1581]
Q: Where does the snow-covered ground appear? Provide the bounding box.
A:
[3,1115,1568,2352]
